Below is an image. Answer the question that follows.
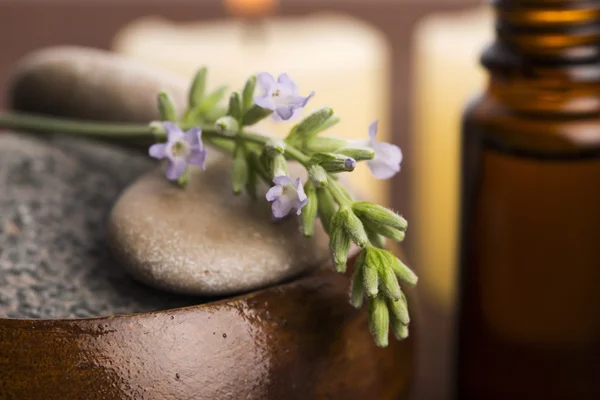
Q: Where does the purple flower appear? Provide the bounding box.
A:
[266,176,309,218]
[254,73,315,121]
[366,121,403,180]
[148,122,207,181]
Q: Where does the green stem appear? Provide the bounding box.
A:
[0,112,155,143]
[0,111,312,166]
[328,177,353,206]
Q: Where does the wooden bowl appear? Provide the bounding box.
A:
[0,268,413,400]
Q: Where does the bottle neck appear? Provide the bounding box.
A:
[484,0,600,114]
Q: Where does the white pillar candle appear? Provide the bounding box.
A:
[113,14,392,205]
[412,7,493,310]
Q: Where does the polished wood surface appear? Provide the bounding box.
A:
[0,267,413,400]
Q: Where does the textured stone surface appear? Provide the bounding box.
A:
[108,157,331,296]
[0,133,202,318]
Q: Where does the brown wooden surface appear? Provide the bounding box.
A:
[0,267,413,400]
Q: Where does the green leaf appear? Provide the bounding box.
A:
[365,221,405,242]
[188,67,208,108]
[390,257,418,286]
[330,210,352,273]
[202,106,227,123]
[231,144,249,195]
[301,181,318,237]
[316,187,336,234]
[243,105,273,126]
[352,201,408,231]
[228,92,242,121]
[242,75,257,113]
[369,296,389,348]
[198,85,228,113]
[157,91,177,122]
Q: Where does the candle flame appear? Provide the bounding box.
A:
[224,0,278,18]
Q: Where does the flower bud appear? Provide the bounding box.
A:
[312,114,340,136]
[365,226,386,249]
[352,201,408,231]
[308,165,328,188]
[337,147,375,161]
[188,67,207,108]
[378,225,406,242]
[362,257,379,298]
[265,139,286,156]
[231,145,249,195]
[390,257,418,286]
[310,153,356,173]
[228,92,242,121]
[157,91,177,122]
[215,116,240,137]
[242,75,257,113]
[350,251,366,308]
[293,107,334,138]
[177,168,190,188]
[369,296,390,348]
[364,247,401,299]
[245,162,258,200]
[338,206,369,247]
[301,181,318,237]
[270,153,288,178]
[316,187,336,234]
[391,320,409,341]
[243,105,273,126]
[379,263,402,301]
[303,136,347,153]
[330,210,352,273]
[247,151,270,182]
[387,292,410,325]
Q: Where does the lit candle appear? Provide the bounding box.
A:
[412,7,493,310]
[113,9,392,205]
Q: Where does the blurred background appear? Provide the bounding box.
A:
[0,0,491,399]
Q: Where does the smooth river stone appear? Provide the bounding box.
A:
[8,46,187,122]
[108,157,331,296]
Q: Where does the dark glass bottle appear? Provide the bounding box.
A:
[458,1,600,399]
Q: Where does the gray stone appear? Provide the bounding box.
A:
[8,46,187,122]
[107,156,331,296]
[0,133,202,318]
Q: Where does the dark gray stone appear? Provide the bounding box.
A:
[0,132,203,318]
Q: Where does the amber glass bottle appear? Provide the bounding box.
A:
[458,1,600,399]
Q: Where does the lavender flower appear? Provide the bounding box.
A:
[365,121,403,180]
[254,73,315,121]
[266,176,309,218]
[148,122,207,181]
